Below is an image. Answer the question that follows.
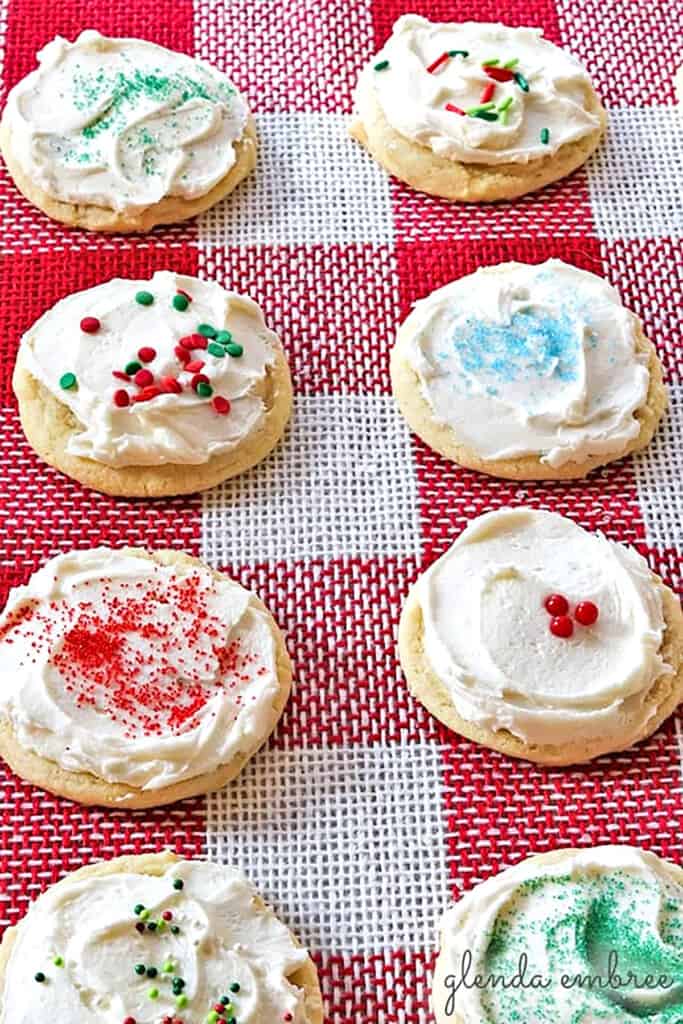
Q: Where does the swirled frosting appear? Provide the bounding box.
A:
[0,548,283,792]
[413,508,673,746]
[3,30,250,211]
[16,270,280,467]
[0,859,314,1024]
[434,846,683,1024]
[398,260,650,468]
[355,15,602,164]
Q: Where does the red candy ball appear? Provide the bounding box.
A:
[162,909,173,921]
[113,389,130,408]
[544,593,569,616]
[80,316,100,333]
[212,396,231,415]
[123,1018,137,1024]
[138,346,156,363]
[575,601,599,626]
[134,368,154,388]
[550,615,574,639]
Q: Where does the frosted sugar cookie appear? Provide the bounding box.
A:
[13,270,292,497]
[0,31,256,232]
[391,260,666,480]
[350,15,606,201]
[0,852,324,1024]
[398,508,683,765]
[433,845,683,1024]
[0,547,292,807]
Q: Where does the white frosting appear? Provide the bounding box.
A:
[0,548,283,792]
[3,30,250,212]
[355,15,602,164]
[434,846,683,1024]
[17,270,279,467]
[0,859,313,1024]
[399,260,650,468]
[414,508,673,746]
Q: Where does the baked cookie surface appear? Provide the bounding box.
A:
[432,845,683,1024]
[391,259,666,480]
[14,270,292,496]
[0,547,292,807]
[399,508,683,765]
[350,15,606,201]
[0,852,324,1024]
[0,30,256,231]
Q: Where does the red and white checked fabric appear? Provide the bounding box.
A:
[0,1,682,1020]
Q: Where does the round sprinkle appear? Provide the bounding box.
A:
[146,967,158,978]
[134,964,146,976]
[214,1004,227,1014]
[135,922,145,934]
[161,377,183,394]
[125,360,142,375]
[207,343,226,358]
[196,381,213,398]
[178,333,206,350]
[197,323,218,338]
[53,956,64,967]
[191,373,210,390]
[138,347,156,363]
[173,294,190,311]
[147,921,158,932]
[575,601,599,626]
[374,59,389,71]
[148,987,159,1000]
[284,1014,293,1022]
[140,909,151,921]
[162,910,173,921]
[80,316,100,334]
[207,1013,220,1024]
[216,330,232,344]
[176,994,188,1009]
[112,370,131,382]
[163,961,174,974]
[172,977,186,991]
[156,920,166,933]
[550,615,574,639]
[175,345,192,364]
[170,925,181,935]
[135,291,154,306]
[226,343,243,358]
[229,983,240,994]
[124,1018,137,1024]
[59,371,77,390]
[173,879,184,891]
[212,395,231,415]
[134,368,154,388]
[113,388,130,408]
[134,904,145,916]
[34,972,46,983]
[544,593,568,616]
[185,359,205,373]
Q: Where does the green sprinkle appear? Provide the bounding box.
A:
[125,360,142,375]
[503,58,519,68]
[374,60,389,71]
[197,324,217,339]
[540,127,550,144]
[497,96,513,112]
[135,291,154,306]
[134,904,145,916]
[176,994,189,1009]
[134,964,146,976]
[226,342,243,357]
[472,110,499,121]
[499,107,510,125]
[156,919,166,932]
[172,293,189,311]
[482,57,499,66]
[207,343,226,357]
[139,908,151,921]
[147,922,157,932]
[514,70,530,92]
[148,987,159,1000]
[162,961,174,974]
[207,1013,220,1024]
[53,956,64,968]
[173,977,186,992]
[59,372,77,390]
[196,381,213,398]
[171,925,181,934]
[466,102,496,114]
[230,983,240,994]
[146,967,157,978]
[216,329,232,344]
[34,972,46,983]
[173,879,184,891]
[221,1002,233,1014]
[448,49,469,57]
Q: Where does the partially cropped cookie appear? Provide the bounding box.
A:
[350,15,606,201]
[433,845,683,1024]
[0,30,256,232]
[391,259,666,480]
[0,547,292,807]
[399,508,683,765]
[0,852,324,1024]
[13,270,292,497]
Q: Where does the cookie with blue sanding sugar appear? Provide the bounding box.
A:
[391,259,666,480]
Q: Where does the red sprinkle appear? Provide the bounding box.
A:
[134,368,154,388]
[191,373,209,390]
[283,1015,293,1022]
[550,615,574,639]
[445,103,465,115]
[575,601,599,626]
[212,395,231,415]
[185,359,205,373]
[177,289,193,302]
[175,345,191,364]
[135,922,145,934]
[214,1005,226,1014]
[124,1018,137,1024]
[162,910,173,921]
[161,376,183,394]
[544,593,569,616]
[480,82,495,103]
[80,316,100,333]
[426,51,450,74]
[112,370,131,382]
[484,65,515,82]
[133,385,163,402]
[113,389,130,408]
[138,346,156,363]
[178,333,207,351]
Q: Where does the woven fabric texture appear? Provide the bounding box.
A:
[0,2,682,1022]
